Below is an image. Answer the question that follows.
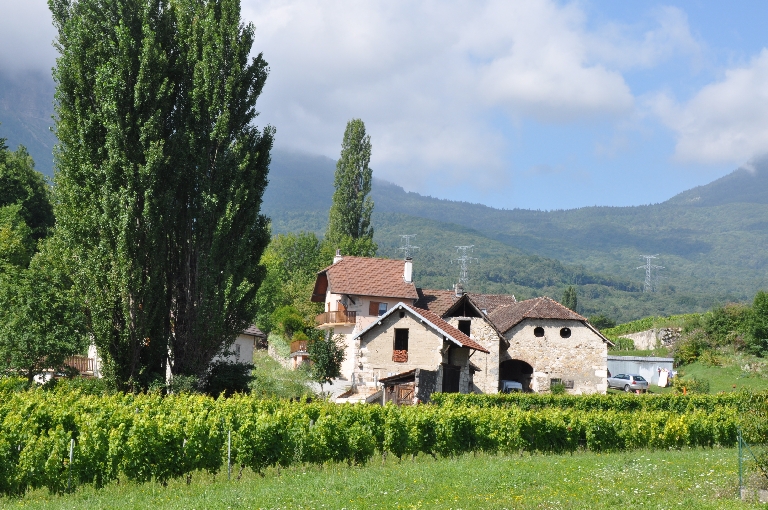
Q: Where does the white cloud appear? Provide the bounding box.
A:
[245,0,700,192]
[588,6,701,70]
[652,49,768,164]
[0,1,57,73]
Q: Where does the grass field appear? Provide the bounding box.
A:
[4,447,764,509]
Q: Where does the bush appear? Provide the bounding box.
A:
[609,337,635,351]
[673,332,707,365]
[673,376,710,394]
[550,382,566,394]
[201,361,253,397]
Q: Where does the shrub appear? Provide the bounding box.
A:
[201,361,254,397]
[550,382,566,394]
[610,337,635,351]
[673,376,710,394]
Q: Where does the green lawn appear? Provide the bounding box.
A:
[4,448,764,509]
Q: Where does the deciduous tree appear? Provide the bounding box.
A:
[49,0,273,388]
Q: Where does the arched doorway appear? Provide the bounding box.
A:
[499,359,534,392]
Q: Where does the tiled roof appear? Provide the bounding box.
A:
[414,289,457,315]
[320,257,419,300]
[353,302,490,353]
[242,325,266,338]
[411,306,490,353]
[488,296,585,333]
[414,289,517,316]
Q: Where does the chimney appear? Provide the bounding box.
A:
[454,283,464,297]
[403,257,413,283]
[333,249,343,264]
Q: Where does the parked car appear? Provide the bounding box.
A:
[607,374,649,393]
[500,380,524,393]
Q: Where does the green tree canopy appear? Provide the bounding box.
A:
[49,0,273,389]
[562,286,577,312]
[326,119,376,257]
[0,238,87,382]
[0,143,54,242]
[254,231,329,333]
[307,333,345,393]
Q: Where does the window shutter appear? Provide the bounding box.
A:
[369,301,379,316]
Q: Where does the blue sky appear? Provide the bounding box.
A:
[2,0,768,210]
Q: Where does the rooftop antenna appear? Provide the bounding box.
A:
[398,235,420,259]
[452,245,478,285]
[637,254,664,293]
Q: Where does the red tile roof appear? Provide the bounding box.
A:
[488,296,585,333]
[353,302,490,353]
[415,289,517,316]
[410,305,490,353]
[314,257,419,301]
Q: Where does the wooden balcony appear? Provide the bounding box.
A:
[290,340,308,354]
[64,355,94,375]
[315,310,357,329]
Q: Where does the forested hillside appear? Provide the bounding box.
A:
[3,72,767,323]
[263,151,768,322]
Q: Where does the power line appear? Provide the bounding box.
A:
[398,235,420,259]
[452,245,478,285]
[637,254,664,293]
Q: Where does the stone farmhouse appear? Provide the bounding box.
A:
[310,251,612,401]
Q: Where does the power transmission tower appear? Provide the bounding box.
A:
[398,235,420,259]
[452,245,478,285]
[637,255,664,293]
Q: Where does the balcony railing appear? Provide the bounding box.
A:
[315,310,357,328]
[290,340,308,354]
[65,355,94,374]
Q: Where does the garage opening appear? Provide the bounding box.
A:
[499,359,534,392]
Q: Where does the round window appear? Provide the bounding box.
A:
[533,326,544,337]
[560,327,571,338]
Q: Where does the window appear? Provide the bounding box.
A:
[560,327,571,338]
[369,301,388,316]
[234,343,241,361]
[533,326,545,337]
[458,320,471,336]
[394,329,409,350]
[393,328,409,362]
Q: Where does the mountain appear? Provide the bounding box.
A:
[263,150,768,322]
[0,71,57,177]
[2,72,767,322]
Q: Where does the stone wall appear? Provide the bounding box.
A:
[503,319,608,394]
[620,328,682,350]
[356,311,443,387]
[445,316,501,394]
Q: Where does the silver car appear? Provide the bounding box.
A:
[607,373,649,393]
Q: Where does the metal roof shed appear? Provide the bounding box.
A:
[607,355,674,386]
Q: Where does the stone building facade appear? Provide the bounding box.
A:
[352,303,489,396]
[309,254,611,400]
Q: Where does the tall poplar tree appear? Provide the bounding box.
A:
[49,0,273,388]
[326,119,376,257]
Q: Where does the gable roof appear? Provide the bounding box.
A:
[353,302,490,353]
[242,325,266,338]
[312,257,419,302]
[488,296,586,333]
[415,288,518,317]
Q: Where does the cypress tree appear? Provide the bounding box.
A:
[326,119,376,257]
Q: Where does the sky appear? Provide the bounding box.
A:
[2,1,768,211]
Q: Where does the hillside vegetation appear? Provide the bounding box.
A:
[263,151,768,322]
